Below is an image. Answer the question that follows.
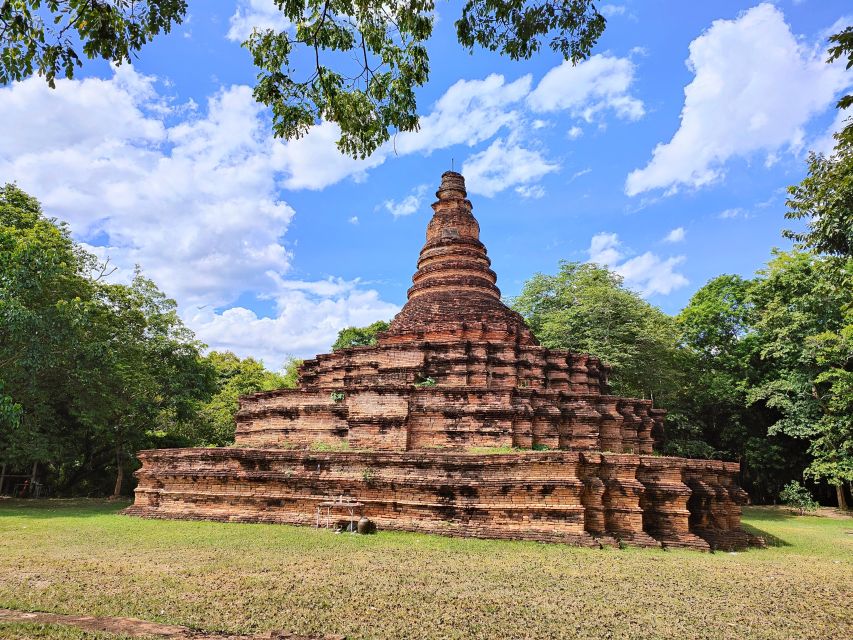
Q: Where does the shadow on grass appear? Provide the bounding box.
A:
[741,521,789,548]
[0,498,129,519]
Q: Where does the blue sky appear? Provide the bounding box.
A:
[1,1,850,366]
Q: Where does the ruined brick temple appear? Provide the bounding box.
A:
[128,172,753,550]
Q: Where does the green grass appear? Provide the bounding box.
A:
[1,500,851,640]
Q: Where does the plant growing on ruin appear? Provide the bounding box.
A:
[330,390,345,402]
[414,376,437,388]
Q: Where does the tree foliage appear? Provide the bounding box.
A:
[0,184,217,495]
[511,261,684,401]
[784,141,853,258]
[177,351,290,447]
[0,1,187,87]
[1,1,605,158]
[248,0,605,157]
[779,480,819,515]
[332,319,390,350]
[827,25,853,144]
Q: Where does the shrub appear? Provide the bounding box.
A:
[779,481,819,515]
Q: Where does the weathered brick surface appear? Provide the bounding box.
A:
[130,171,753,550]
[127,449,750,549]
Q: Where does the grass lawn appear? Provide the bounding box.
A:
[1,499,850,640]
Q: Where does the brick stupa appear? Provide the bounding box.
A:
[128,172,753,550]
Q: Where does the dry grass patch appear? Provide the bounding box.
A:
[0,500,851,639]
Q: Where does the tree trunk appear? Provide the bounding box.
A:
[837,484,849,511]
[29,461,38,496]
[0,463,5,495]
[112,448,123,498]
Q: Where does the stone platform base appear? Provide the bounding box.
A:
[125,448,754,551]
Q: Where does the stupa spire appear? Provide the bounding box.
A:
[407,171,500,301]
[383,171,535,344]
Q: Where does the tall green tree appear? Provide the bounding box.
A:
[0,183,94,482]
[747,251,851,509]
[674,274,806,500]
[511,261,685,402]
[0,184,215,496]
[71,271,215,496]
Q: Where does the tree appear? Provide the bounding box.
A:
[0,183,95,484]
[511,261,685,402]
[179,351,289,447]
[784,140,853,258]
[281,356,303,388]
[827,25,853,145]
[72,271,215,496]
[674,275,806,500]
[779,480,819,515]
[249,0,605,157]
[747,251,851,510]
[2,1,607,158]
[332,320,390,350]
[0,1,187,87]
[0,184,214,496]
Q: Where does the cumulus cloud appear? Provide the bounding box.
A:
[663,227,686,243]
[463,138,559,197]
[271,73,537,192]
[189,280,399,366]
[0,66,395,364]
[587,232,688,296]
[227,0,291,42]
[527,54,645,122]
[382,184,430,217]
[395,74,532,155]
[625,3,851,197]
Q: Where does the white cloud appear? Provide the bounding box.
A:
[463,138,559,197]
[270,73,535,192]
[271,120,387,190]
[382,184,430,217]
[227,0,291,42]
[395,74,532,155]
[588,232,624,266]
[625,3,851,196]
[587,232,688,296]
[570,168,592,181]
[233,60,636,197]
[348,216,359,225]
[567,126,584,139]
[663,227,686,243]
[527,54,645,122]
[189,280,399,365]
[811,109,850,156]
[600,4,626,18]
[0,66,396,365]
[717,207,751,220]
[515,184,546,199]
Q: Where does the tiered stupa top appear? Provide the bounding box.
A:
[384,172,536,345]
